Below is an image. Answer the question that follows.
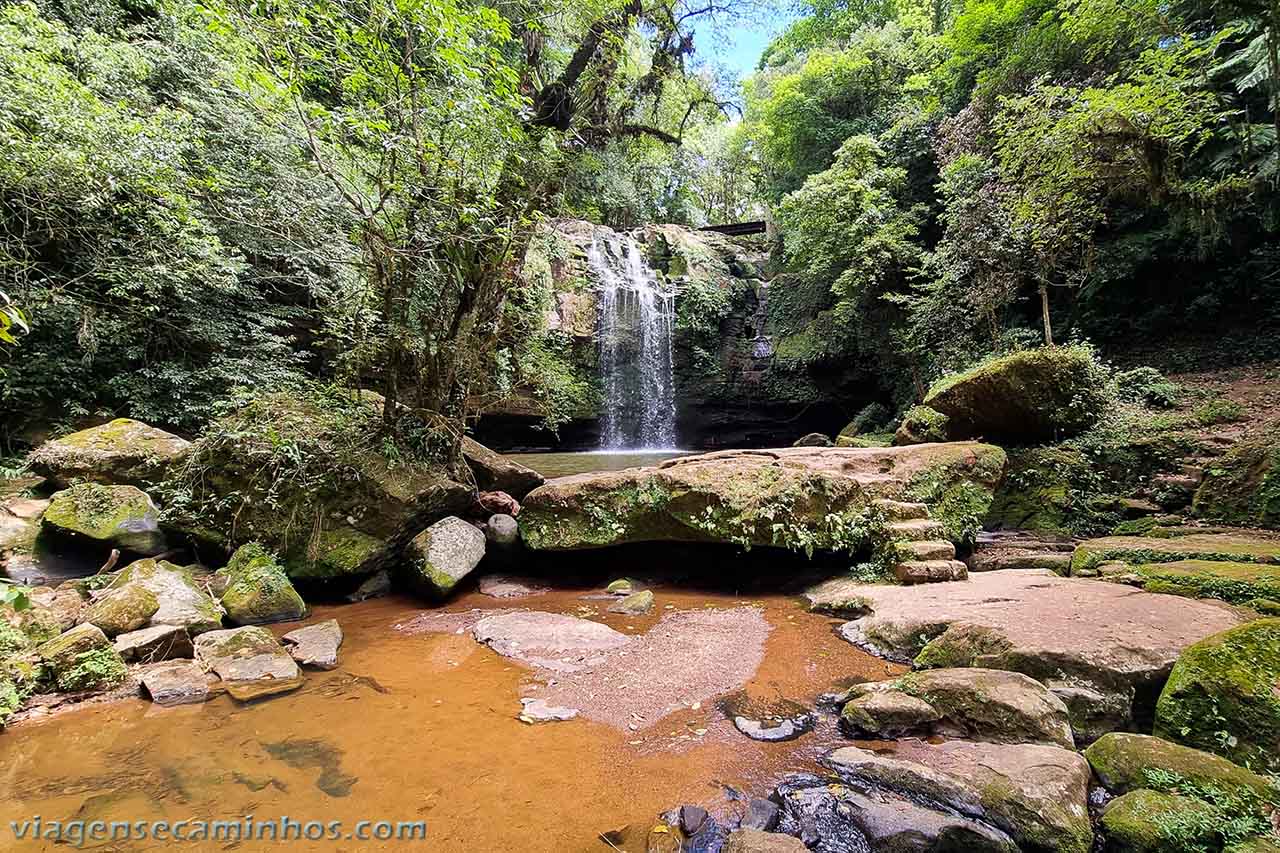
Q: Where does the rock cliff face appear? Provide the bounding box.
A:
[473,220,857,450]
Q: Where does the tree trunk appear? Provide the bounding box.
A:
[1039,284,1054,346]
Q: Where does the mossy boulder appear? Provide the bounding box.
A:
[1071,533,1280,575]
[1194,426,1280,530]
[217,543,307,625]
[1099,789,1218,853]
[406,516,486,597]
[1126,560,1280,605]
[42,483,166,555]
[1154,618,1280,772]
[1084,733,1276,801]
[922,345,1111,443]
[83,583,159,636]
[104,559,223,635]
[162,389,472,580]
[27,418,191,487]
[893,406,949,446]
[520,443,1007,552]
[985,447,1086,535]
[36,622,127,693]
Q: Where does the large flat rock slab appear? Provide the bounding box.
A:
[472,611,632,673]
[520,442,1005,551]
[837,570,1242,740]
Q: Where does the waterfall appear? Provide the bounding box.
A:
[589,231,678,449]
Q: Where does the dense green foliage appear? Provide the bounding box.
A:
[743,0,1280,405]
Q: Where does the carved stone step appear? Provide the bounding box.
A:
[872,499,931,521]
[893,560,968,585]
[897,540,956,561]
[887,519,948,541]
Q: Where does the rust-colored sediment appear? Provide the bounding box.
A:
[0,582,901,852]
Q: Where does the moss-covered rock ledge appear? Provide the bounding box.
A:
[519,442,1006,552]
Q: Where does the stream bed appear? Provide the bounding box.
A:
[0,450,903,851]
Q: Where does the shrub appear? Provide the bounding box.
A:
[1116,367,1180,409]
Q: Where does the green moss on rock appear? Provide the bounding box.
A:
[1127,560,1280,605]
[36,623,127,693]
[26,418,191,487]
[1099,789,1218,853]
[893,405,949,446]
[42,483,165,554]
[1194,426,1280,531]
[1084,733,1277,801]
[1071,533,1280,575]
[218,542,307,625]
[1154,618,1280,773]
[923,345,1112,444]
[84,583,159,636]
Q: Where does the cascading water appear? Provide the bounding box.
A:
[589,231,678,449]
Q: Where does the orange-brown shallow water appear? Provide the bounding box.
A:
[0,581,901,852]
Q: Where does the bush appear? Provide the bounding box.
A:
[1194,399,1245,426]
[1117,367,1180,409]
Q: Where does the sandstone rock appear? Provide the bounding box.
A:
[27,586,84,630]
[104,559,224,635]
[518,697,579,723]
[774,773,1017,852]
[839,690,940,737]
[477,574,548,599]
[163,390,472,580]
[1084,733,1276,800]
[742,799,780,832]
[1071,532,1280,574]
[839,668,1074,748]
[837,569,1242,740]
[282,619,342,670]
[42,484,166,555]
[922,346,1110,442]
[486,513,520,547]
[723,828,807,853]
[472,611,630,673]
[194,626,303,700]
[608,589,654,615]
[462,437,544,500]
[826,739,1093,853]
[36,623,127,693]
[478,491,520,516]
[141,661,210,706]
[84,583,159,636]
[1154,618,1280,772]
[346,570,391,602]
[114,624,194,663]
[27,418,190,487]
[406,516,486,597]
[792,433,832,447]
[894,405,950,446]
[520,443,1006,551]
[1100,789,1218,853]
[217,543,307,625]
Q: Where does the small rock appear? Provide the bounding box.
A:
[406,516,486,597]
[742,799,780,832]
[141,661,210,706]
[478,491,521,517]
[477,574,548,599]
[518,697,578,723]
[486,514,520,547]
[114,624,194,663]
[733,712,815,743]
[346,570,391,603]
[194,626,303,701]
[791,433,832,447]
[679,805,708,834]
[36,623,127,692]
[605,578,636,595]
[282,619,343,670]
[723,828,808,853]
[217,543,308,626]
[608,589,654,615]
[84,583,159,637]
